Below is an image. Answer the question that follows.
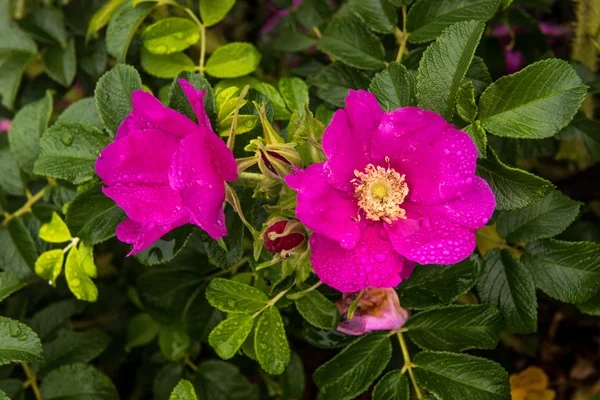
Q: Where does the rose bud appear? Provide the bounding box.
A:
[246,138,303,181]
[264,220,307,255]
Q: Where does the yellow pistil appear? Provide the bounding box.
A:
[353,161,409,224]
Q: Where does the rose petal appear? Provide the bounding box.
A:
[177,79,211,127]
[285,163,362,249]
[116,217,188,255]
[310,223,414,292]
[322,90,382,191]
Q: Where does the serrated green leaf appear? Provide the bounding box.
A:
[34,249,64,285]
[0,317,44,365]
[295,289,339,330]
[311,63,371,108]
[496,191,581,243]
[372,370,409,400]
[417,20,485,121]
[79,39,108,78]
[407,0,499,43]
[95,64,142,135]
[42,39,76,87]
[8,90,52,174]
[478,59,588,139]
[465,56,492,97]
[209,315,253,360]
[39,212,71,243]
[58,97,104,130]
[255,306,290,375]
[272,31,316,53]
[34,121,109,185]
[205,42,261,78]
[141,47,196,78]
[463,121,487,158]
[279,77,309,115]
[219,114,257,135]
[40,363,118,400]
[254,83,291,120]
[141,17,200,54]
[348,0,397,34]
[0,52,36,110]
[577,291,600,316]
[369,62,417,110]
[478,249,537,334]
[413,351,510,400]
[106,2,154,62]
[0,218,37,280]
[0,272,24,303]
[476,147,555,210]
[65,245,98,302]
[522,239,600,304]
[559,114,600,163]
[21,7,68,47]
[406,304,503,352]
[134,225,194,266]
[317,15,385,70]
[0,140,24,196]
[168,71,216,126]
[200,0,235,27]
[126,313,160,350]
[456,81,478,122]
[169,380,197,400]
[206,278,269,314]
[159,327,190,362]
[192,360,258,400]
[29,299,79,340]
[86,0,128,40]
[39,329,110,374]
[77,244,96,278]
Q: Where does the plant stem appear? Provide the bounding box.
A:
[397,331,423,400]
[237,172,264,186]
[184,354,198,371]
[2,187,47,226]
[227,85,251,150]
[205,256,249,279]
[183,7,206,74]
[21,363,41,400]
[252,287,292,318]
[395,5,409,63]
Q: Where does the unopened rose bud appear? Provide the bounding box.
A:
[246,139,303,181]
[336,287,409,336]
[264,220,306,254]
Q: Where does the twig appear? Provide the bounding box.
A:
[397,331,423,399]
[21,363,41,400]
[2,187,47,226]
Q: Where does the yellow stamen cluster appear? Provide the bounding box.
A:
[353,163,409,224]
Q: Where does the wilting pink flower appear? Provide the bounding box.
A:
[285,91,495,292]
[96,79,237,255]
[337,287,409,336]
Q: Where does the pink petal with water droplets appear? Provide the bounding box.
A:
[285,163,362,249]
[310,223,414,292]
[371,107,478,206]
[322,90,382,192]
[177,79,211,127]
[169,133,227,239]
[116,217,188,255]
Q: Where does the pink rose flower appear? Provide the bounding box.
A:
[96,79,238,255]
[285,90,495,292]
[336,287,409,336]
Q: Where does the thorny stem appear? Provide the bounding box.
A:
[252,287,292,319]
[21,363,41,400]
[395,5,409,63]
[2,186,48,226]
[397,331,423,400]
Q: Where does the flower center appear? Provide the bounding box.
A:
[353,162,409,224]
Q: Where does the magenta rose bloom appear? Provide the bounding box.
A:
[285,90,495,292]
[95,79,237,255]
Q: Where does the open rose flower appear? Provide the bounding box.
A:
[285,90,495,292]
[95,79,237,255]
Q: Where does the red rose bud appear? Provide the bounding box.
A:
[264,220,306,254]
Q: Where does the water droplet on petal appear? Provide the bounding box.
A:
[374,253,387,263]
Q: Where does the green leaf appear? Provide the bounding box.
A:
[522,239,600,304]
[169,380,197,400]
[279,77,309,115]
[39,212,71,243]
[8,90,52,175]
[476,147,555,211]
[369,62,416,110]
[372,371,409,400]
[272,31,316,53]
[456,81,478,122]
[141,18,200,54]
[463,121,487,158]
[40,364,118,400]
[209,315,254,360]
[168,72,216,127]
[496,191,581,243]
[79,40,108,78]
[317,15,385,70]
[0,272,24,303]
[559,114,600,164]
[66,184,126,246]
[39,329,110,374]
[58,97,104,130]
[465,56,492,97]
[206,278,269,314]
[417,20,485,121]
[106,2,154,62]
[34,249,64,285]
[255,306,290,375]
[254,83,291,120]
[141,48,196,79]
[29,299,79,340]
[42,39,76,87]
[192,360,258,400]
[0,317,44,365]
[134,225,194,266]
[0,218,37,280]
[86,0,128,40]
[295,289,339,330]
[478,59,588,139]
[413,351,510,400]
[314,333,392,400]
[407,0,499,43]
[405,304,503,352]
[348,0,397,34]
[478,249,537,334]
[95,64,142,135]
[159,327,190,362]
[576,291,600,316]
[296,0,333,29]
[0,52,36,110]
[311,63,371,108]
[205,42,261,78]
[200,0,235,27]
[126,313,160,351]
[0,140,24,196]
[21,7,68,47]
[34,121,109,184]
[65,245,98,302]
[400,255,482,310]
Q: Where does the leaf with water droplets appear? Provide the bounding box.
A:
[0,317,44,365]
[255,306,290,375]
[64,245,98,302]
[141,17,200,55]
[168,379,197,400]
[205,278,268,314]
[39,212,71,243]
[295,287,339,330]
[209,314,254,360]
[34,249,65,285]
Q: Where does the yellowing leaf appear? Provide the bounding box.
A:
[219,115,258,136]
[39,212,71,243]
[77,244,97,278]
[34,249,64,285]
[86,0,128,40]
[65,246,98,302]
